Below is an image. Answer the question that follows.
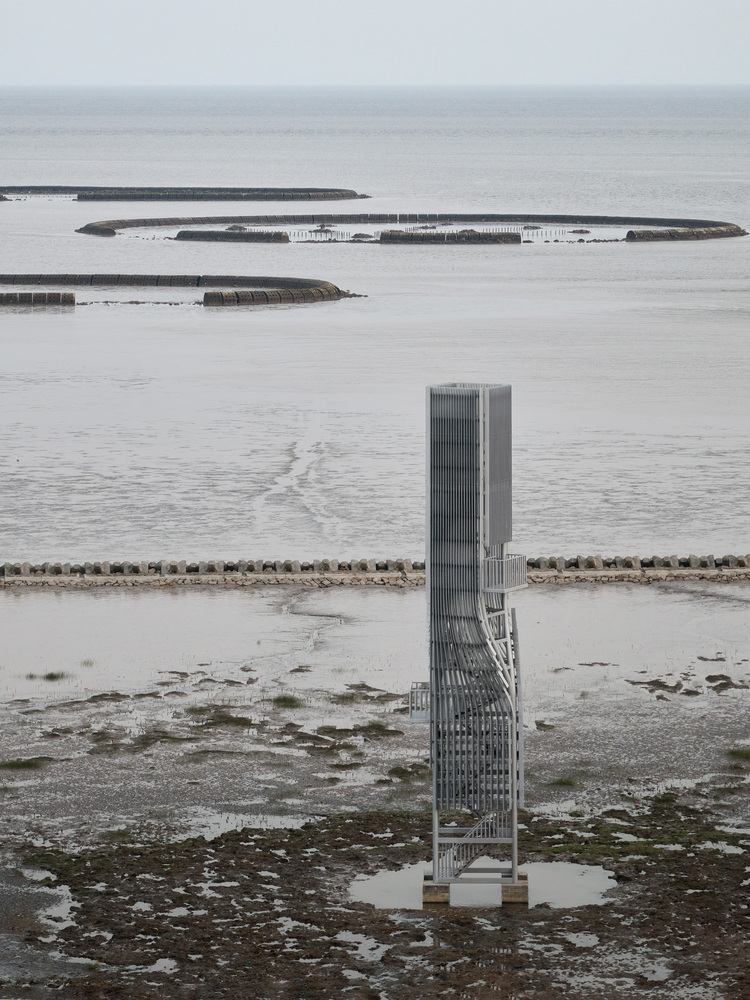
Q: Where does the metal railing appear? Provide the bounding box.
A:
[482,554,527,594]
[409,680,430,722]
[436,812,513,880]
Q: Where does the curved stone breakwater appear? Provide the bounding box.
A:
[625,225,743,241]
[0,274,345,305]
[2,555,749,588]
[74,211,748,239]
[203,287,339,305]
[0,185,367,201]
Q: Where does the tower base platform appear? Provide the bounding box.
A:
[423,872,528,905]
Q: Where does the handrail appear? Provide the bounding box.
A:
[482,554,528,593]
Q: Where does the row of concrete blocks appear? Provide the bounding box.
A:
[0,273,335,289]
[176,230,290,242]
[1,559,423,578]
[4,555,750,577]
[0,292,75,306]
[0,277,343,304]
[0,273,204,286]
[380,230,522,244]
[4,555,748,577]
[625,225,746,241]
[203,287,338,305]
[76,189,363,201]
[531,554,750,570]
[0,185,363,199]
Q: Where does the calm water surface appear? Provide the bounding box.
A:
[1,87,749,560]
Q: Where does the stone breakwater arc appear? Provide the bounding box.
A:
[73,211,748,240]
[3,555,750,588]
[0,185,368,201]
[0,274,345,307]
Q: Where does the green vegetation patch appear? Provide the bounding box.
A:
[727,747,750,761]
[101,828,132,843]
[316,725,354,738]
[0,756,54,770]
[186,704,255,727]
[26,671,68,682]
[388,763,430,782]
[272,695,304,710]
[128,730,196,753]
[330,692,359,704]
[201,710,254,728]
[353,721,403,739]
[331,684,404,706]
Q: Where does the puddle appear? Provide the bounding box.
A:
[565,932,599,947]
[349,859,616,909]
[350,862,425,909]
[145,958,178,974]
[524,862,617,908]
[171,807,319,841]
[335,930,390,961]
[697,840,745,855]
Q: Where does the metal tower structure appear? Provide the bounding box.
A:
[411,383,527,904]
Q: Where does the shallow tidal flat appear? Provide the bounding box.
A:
[1,582,749,997]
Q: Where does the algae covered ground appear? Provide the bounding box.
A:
[17,793,750,999]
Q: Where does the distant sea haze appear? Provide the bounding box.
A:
[0,86,748,560]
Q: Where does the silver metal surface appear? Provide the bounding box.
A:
[422,383,525,886]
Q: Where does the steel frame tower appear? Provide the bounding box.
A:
[412,383,527,904]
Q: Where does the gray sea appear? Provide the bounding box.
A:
[1,86,749,561]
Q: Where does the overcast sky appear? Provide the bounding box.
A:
[1,0,748,87]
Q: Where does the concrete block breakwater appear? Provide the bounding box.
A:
[2,555,749,587]
[74,212,748,239]
[203,287,338,305]
[0,274,344,305]
[379,230,521,244]
[0,291,74,306]
[175,230,290,243]
[625,226,743,241]
[0,559,426,589]
[0,186,367,201]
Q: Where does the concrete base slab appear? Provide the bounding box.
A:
[502,878,529,904]
[422,877,450,904]
[423,872,529,905]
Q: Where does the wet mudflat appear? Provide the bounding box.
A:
[0,582,748,998]
[19,799,750,999]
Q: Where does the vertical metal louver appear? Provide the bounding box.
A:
[421,383,526,891]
